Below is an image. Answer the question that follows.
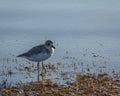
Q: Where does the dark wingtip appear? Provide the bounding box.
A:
[17,54,23,57]
[17,53,29,57]
[16,55,21,57]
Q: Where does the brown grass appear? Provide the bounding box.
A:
[0,72,120,96]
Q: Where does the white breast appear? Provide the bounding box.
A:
[51,47,55,55]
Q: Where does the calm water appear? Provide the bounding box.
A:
[0,0,120,84]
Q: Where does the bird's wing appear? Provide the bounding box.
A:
[28,45,45,55]
[17,45,46,57]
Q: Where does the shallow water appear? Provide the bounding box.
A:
[0,0,120,84]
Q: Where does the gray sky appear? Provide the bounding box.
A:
[0,0,120,36]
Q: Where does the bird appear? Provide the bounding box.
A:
[17,40,55,81]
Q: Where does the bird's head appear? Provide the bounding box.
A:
[45,40,56,49]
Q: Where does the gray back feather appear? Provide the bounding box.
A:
[18,45,50,57]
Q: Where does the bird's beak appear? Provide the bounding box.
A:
[52,45,56,49]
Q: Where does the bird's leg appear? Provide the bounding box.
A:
[41,61,47,80]
[42,61,46,73]
[42,61,44,80]
[42,61,44,70]
[37,62,40,81]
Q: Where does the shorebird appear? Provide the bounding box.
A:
[17,40,55,81]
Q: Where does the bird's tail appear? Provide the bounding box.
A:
[17,54,23,57]
[17,53,29,57]
[17,53,25,57]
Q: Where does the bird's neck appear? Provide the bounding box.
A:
[45,46,54,55]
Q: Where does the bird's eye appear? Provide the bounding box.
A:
[47,43,50,46]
